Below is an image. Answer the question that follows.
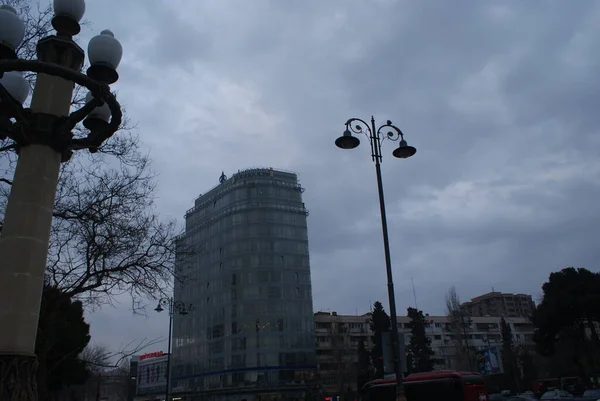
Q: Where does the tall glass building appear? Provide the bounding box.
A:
[171,168,316,401]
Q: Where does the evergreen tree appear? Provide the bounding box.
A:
[406,307,435,373]
[356,337,371,391]
[36,285,91,400]
[370,301,391,378]
[532,268,600,379]
[501,317,519,392]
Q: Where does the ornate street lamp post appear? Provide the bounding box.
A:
[0,1,123,399]
[155,298,193,401]
[335,116,417,392]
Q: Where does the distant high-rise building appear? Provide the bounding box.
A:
[172,167,316,401]
[461,291,535,318]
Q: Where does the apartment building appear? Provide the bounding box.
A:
[314,311,535,399]
[461,292,536,318]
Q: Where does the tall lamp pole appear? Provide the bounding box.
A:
[335,116,417,392]
[0,1,123,400]
[155,298,192,401]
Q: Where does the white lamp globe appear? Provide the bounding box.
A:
[87,30,123,84]
[84,91,110,122]
[0,71,30,104]
[53,0,86,22]
[0,5,25,55]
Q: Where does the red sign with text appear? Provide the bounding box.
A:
[139,351,164,361]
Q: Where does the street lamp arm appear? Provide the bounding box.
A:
[157,297,172,308]
[376,120,405,143]
[345,117,373,138]
[0,59,122,158]
[63,96,105,130]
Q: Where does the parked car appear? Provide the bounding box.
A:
[583,389,600,400]
[541,390,574,400]
[508,395,538,401]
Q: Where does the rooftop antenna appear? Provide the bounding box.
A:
[412,277,419,310]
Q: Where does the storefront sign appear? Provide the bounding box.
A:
[139,351,164,361]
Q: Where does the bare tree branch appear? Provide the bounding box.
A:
[81,337,165,373]
[445,286,472,370]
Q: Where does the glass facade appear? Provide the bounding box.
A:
[171,168,316,400]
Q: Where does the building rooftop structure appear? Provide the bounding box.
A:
[461,291,536,318]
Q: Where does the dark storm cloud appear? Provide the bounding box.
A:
[74,0,600,350]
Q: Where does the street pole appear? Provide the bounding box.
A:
[165,309,173,401]
[370,117,404,391]
[0,35,84,398]
[155,298,191,401]
[0,4,124,399]
[335,116,417,399]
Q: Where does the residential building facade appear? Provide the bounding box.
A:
[314,311,536,399]
[172,168,317,401]
[461,292,536,318]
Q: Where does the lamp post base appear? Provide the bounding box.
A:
[0,354,38,401]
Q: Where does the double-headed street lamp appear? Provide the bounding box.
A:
[0,1,123,399]
[335,116,417,390]
[155,298,193,401]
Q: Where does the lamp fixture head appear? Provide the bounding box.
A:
[0,5,25,59]
[87,29,122,84]
[335,129,360,150]
[392,139,417,159]
[52,0,86,36]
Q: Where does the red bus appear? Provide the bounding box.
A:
[359,371,488,401]
[532,377,584,395]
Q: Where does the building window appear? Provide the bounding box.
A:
[434,335,441,340]
[231,274,237,285]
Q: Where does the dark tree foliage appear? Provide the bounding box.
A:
[36,285,91,401]
[356,337,371,390]
[370,301,390,379]
[0,0,191,310]
[406,307,435,373]
[500,317,514,357]
[532,267,600,378]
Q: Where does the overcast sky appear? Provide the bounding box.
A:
[68,0,600,355]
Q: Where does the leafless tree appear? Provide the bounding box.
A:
[0,0,192,310]
[81,337,164,373]
[445,286,473,371]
